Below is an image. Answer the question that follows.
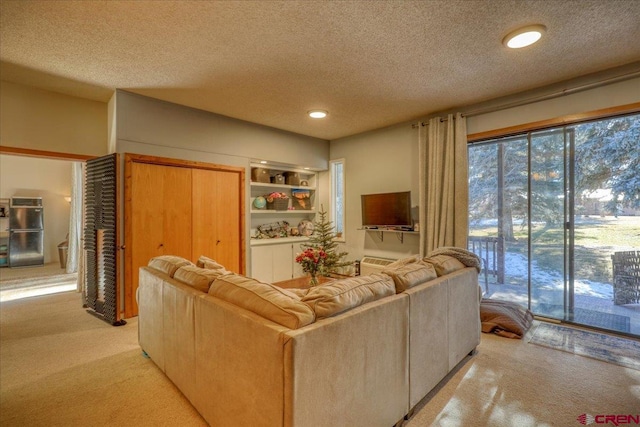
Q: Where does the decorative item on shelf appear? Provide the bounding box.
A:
[291,189,311,210]
[255,221,290,239]
[271,174,285,185]
[284,171,300,186]
[300,180,309,187]
[298,219,314,237]
[295,248,327,286]
[253,196,267,210]
[251,167,270,183]
[265,192,289,210]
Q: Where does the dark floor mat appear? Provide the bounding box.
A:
[534,303,630,333]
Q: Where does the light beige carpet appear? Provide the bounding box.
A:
[1,291,639,427]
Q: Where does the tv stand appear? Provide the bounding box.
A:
[359,228,418,244]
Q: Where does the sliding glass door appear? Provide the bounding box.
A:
[468,113,640,337]
[529,129,569,319]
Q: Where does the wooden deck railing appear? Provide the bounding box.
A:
[467,236,505,288]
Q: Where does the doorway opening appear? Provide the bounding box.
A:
[0,148,89,302]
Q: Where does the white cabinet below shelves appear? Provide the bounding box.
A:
[250,241,306,283]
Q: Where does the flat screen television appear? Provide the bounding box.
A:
[361,191,412,229]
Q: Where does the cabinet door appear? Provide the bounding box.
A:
[272,244,294,282]
[251,244,295,283]
[251,245,273,283]
[192,169,241,273]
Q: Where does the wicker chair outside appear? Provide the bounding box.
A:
[612,250,640,305]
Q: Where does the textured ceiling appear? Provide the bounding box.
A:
[1,0,640,140]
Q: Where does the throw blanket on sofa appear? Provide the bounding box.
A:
[480,298,534,339]
[429,247,481,273]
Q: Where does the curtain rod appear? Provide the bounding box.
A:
[462,69,640,118]
[411,67,640,129]
[411,117,450,128]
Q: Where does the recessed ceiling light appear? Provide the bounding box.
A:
[308,110,328,119]
[503,24,546,49]
[260,160,267,164]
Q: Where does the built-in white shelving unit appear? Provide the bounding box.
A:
[249,163,319,282]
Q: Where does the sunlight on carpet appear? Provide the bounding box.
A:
[528,322,640,371]
[0,281,77,302]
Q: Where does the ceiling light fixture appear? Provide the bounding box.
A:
[308,110,328,119]
[503,24,546,49]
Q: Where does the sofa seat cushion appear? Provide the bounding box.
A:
[208,274,315,329]
[148,255,193,277]
[174,265,230,293]
[301,273,395,319]
[423,254,465,277]
[383,261,438,293]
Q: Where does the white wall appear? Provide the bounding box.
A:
[330,76,640,263]
[115,91,329,169]
[0,154,74,264]
[113,91,331,290]
[467,76,640,135]
[329,122,420,262]
[0,80,108,156]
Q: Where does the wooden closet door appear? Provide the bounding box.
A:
[128,162,192,316]
[213,170,241,271]
[192,169,241,273]
[161,165,192,257]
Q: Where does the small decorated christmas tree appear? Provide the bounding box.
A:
[302,206,350,276]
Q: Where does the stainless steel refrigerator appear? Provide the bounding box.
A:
[9,197,44,267]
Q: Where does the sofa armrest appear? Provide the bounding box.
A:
[138,267,167,371]
[446,267,481,369]
[193,294,291,427]
[283,293,409,427]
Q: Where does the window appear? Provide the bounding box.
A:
[468,112,640,336]
[330,159,345,239]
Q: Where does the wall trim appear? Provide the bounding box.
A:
[123,152,245,173]
[0,145,95,161]
[467,102,640,143]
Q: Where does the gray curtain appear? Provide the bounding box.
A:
[418,113,468,257]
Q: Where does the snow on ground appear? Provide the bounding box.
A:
[482,251,613,299]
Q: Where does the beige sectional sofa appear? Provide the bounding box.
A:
[138,253,481,427]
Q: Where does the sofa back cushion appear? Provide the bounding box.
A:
[423,255,465,277]
[148,255,193,277]
[174,265,229,293]
[384,255,420,270]
[208,274,315,329]
[196,255,230,272]
[301,273,395,319]
[383,261,438,293]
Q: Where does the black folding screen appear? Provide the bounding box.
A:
[84,154,124,325]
